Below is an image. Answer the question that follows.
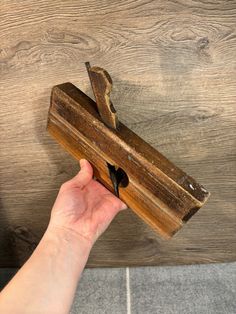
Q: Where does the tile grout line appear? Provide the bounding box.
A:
[126,267,131,314]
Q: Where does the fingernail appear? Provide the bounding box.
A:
[79,159,87,168]
[121,202,127,210]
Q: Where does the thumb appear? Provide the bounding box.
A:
[70,159,93,189]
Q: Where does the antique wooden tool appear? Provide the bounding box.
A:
[47,63,210,239]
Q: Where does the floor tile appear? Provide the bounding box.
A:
[71,268,127,314]
[130,263,236,314]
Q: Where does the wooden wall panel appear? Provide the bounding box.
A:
[0,0,235,266]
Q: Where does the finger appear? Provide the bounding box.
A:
[107,195,127,213]
[92,194,127,241]
[70,159,93,189]
[89,180,127,210]
[98,193,128,218]
[120,201,127,210]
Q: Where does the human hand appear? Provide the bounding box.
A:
[48,159,127,247]
[0,159,127,313]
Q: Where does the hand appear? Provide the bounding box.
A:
[0,159,127,313]
[48,159,127,247]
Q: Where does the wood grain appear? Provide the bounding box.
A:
[48,82,209,238]
[0,0,235,267]
[85,63,119,129]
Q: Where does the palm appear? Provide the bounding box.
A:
[50,160,126,244]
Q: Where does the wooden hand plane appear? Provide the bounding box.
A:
[47,63,210,239]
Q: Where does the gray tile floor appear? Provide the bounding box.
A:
[1,263,235,314]
[129,263,236,314]
[71,268,126,314]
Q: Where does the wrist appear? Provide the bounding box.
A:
[45,223,93,258]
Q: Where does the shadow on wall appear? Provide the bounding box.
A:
[0,268,18,291]
[0,197,20,267]
[0,194,39,268]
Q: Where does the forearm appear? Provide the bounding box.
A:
[0,159,125,313]
[0,225,92,314]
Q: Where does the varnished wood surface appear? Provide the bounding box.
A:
[0,0,235,267]
[86,63,119,129]
[48,83,209,239]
